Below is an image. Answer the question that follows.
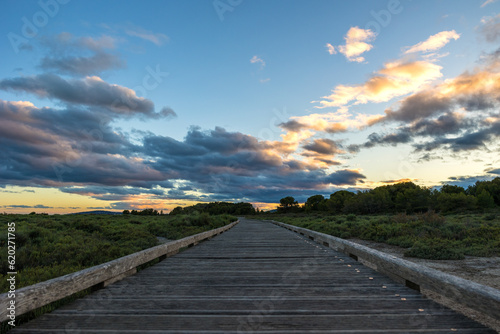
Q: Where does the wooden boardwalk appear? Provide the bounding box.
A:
[13,218,495,333]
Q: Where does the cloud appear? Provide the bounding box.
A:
[486,167,500,175]
[350,47,500,155]
[365,132,412,147]
[444,174,496,188]
[325,43,336,55]
[382,91,451,122]
[279,120,308,132]
[159,107,177,118]
[39,33,124,76]
[125,26,169,46]
[379,49,500,124]
[250,55,265,69]
[0,74,172,119]
[326,169,366,185]
[330,27,376,62]
[60,185,170,201]
[303,139,344,155]
[285,108,382,134]
[0,99,367,204]
[40,52,124,77]
[404,30,460,54]
[316,59,442,109]
[413,119,500,153]
[3,204,51,209]
[480,14,500,43]
[481,0,498,7]
[0,99,167,187]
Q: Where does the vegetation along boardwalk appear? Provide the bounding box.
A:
[12,218,496,333]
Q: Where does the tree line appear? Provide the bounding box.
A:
[170,202,256,215]
[278,178,500,214]
[123,202,256,216]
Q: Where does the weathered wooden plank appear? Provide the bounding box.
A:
[53,297,452,314]
[13,313,493,331]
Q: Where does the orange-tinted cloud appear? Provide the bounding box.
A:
[382,53,500,123]
[316,59,442,108]
[404,30,460,54]
[328,27,376,62]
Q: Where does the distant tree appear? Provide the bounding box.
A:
[476,189,495,209]
[169,206,184,215]
[393,183,431,213]
[277,196,300,213]
[138,208,159,216]
[434,192,476,213]
[466,177,500,205]
[440,184,465,194]
[122,210,130,215]
[304,195,326,212]
[326,191,355,213]
[343,190,391,214]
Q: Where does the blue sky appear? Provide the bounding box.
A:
[1,0,500,212]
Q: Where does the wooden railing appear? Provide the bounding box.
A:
[0,221,238,322]
[271,220,500,321]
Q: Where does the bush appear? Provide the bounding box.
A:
[346,214,357,221]
[404,240,464,260]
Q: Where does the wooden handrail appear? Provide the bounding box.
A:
[270,220,500,321]
[0,220,238,322]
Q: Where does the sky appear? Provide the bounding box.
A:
[1,0,500,213]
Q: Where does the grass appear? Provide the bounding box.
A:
[255,210,500,260]
[0,212,236,333]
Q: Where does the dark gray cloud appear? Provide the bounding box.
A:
[3,204,51,209]
[414,119,500,152]
[39,33,125,76]
[383,91,452,123]
[326,169,366,185]
[365,132,412,147]
[486,168,500,175]
[444,174,496,189]
[349,131,412,152]
[410,112,466,136]
[40,52,124,77]
[303,138,343,155]
[0,99,167,188]
[185,126,261,154]
[279,120,306,132]
[481,14,500,43]
[0,74,172,118]
[159,107,177,118]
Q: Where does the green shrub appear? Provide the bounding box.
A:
[346,214,357,221]
[404,240,464,260]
